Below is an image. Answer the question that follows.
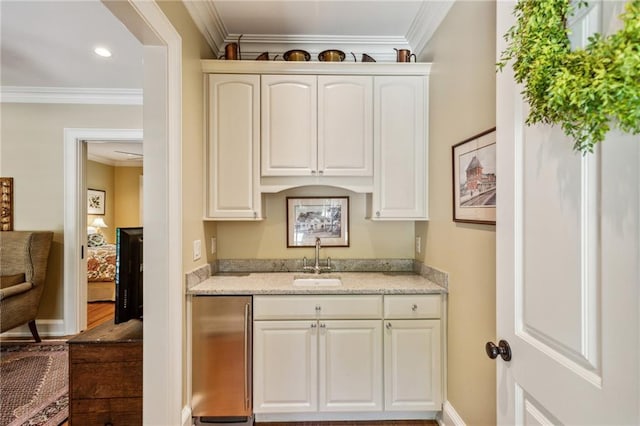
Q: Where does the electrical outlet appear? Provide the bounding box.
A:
[415,236,421,254]
[211,237,217,255]
[193,239,202,261]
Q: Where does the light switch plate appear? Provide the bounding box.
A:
[211,237,217,255]
[193,239,202,261]
[415,236,421,254]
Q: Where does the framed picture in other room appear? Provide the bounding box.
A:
[1,177,14,231]
[452,128,496,225]
[287,196,349,247]
[87,189,106,215]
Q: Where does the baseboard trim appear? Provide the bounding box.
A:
[440,401,466,426]
[0,319,66,339]
[256,411,437,422]
[182,405,192,426]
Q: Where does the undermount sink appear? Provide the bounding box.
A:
[293,275,342,287]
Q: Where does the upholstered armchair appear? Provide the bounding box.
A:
[0,231,53,342]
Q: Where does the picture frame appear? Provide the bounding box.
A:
[287,196,349,247]
[452,128,496,225]
[1,177,14,231]
[87,189,106,215]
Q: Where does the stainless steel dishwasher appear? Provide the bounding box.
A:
[192,296,253,425]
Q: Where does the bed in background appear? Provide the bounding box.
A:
[87,242,116,302]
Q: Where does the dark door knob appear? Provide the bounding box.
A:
[486,340,512,361]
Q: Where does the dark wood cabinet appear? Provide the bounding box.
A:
[68,320,142,425]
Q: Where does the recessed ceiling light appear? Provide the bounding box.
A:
[94,47,112,58]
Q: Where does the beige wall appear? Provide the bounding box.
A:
[0,103,142,319]
[157,0,215,273]
[217,186,414,259]
[87,162,142,243]
[87,160,116,243]
[416,2,497,425]
[114,166,143,229]
[156,0,215,408]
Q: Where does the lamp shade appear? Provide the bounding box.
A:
[90,217,108,228]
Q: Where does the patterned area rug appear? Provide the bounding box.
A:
[0,342,68,426]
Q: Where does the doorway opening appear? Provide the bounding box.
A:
[63,129,142,333]
[85,139,143,329]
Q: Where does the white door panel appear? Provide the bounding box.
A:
[497,1,639,424]
[519,119,600,373]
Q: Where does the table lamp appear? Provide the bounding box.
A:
[90,217,108,235]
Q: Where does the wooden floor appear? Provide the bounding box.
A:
[87,301,115,330]
[256,422,437,425]
[62,420,436,426]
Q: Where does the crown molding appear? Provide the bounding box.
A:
[0,86,143,105]
[406,1,455,56]
[183,0,226,54]
[202,60,432,76]
[87,153,143,167]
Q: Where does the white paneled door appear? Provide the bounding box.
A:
[496,1,639,424]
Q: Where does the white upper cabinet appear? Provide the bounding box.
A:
[261,75,317,176]
[318,76,373,177]
[371,76,428,220]
[205,74,263,220]
[202,61,430,220]
[261,74,373,178]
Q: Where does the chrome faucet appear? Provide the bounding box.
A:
[303,237,331,274]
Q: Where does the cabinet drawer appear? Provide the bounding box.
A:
[70,360,142,399]
[384,295,441,319]
[70,397,142,426]
[254,295,382,320]
[70,343,141,364]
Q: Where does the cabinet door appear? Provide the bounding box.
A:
[319,320,383,412]
[384,319,441,411]
[206,74,261,219]
[253,320,318,413]
[373,76,428,219]
[261,75,317,176]
[318,76,373,177]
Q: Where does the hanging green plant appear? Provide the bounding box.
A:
[497,0,640,153]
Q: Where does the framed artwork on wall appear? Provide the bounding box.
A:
[1,177,14,231]
[452,128,497,225]
[287,196,349,247]
[87,189,106,215]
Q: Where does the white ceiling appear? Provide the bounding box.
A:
[87,141,143,167]
[0,0,452,161]
[1,0,453,87]
[0,0,143,89]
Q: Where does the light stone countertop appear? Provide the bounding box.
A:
[188,272,446,295]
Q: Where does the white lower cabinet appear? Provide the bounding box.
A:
[253,319,382,413]
[253,320,318,413]
[383,319,441,411]
[319,320,383,412]
[383,295,443,411]
[253,294,443,420]
[253,296,383,415]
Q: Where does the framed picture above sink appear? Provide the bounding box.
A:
[286,196,349,247]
